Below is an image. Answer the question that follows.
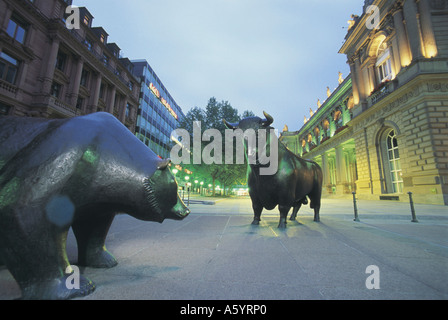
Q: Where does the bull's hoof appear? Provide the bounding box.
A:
[79,250,117,268]
[289,215,296,221]
[278,220,287,229]
[21,275,95,300]
[314,217,320,222]
[251,219,260,226]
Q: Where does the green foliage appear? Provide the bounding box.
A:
[177,97,254,196]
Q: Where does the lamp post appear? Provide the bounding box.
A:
[183,176,189,200]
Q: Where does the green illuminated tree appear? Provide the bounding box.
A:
[177,97,252,196]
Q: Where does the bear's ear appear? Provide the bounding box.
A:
[157,158,171,170]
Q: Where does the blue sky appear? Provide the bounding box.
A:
[73,0,363,132]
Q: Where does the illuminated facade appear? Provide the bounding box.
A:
[132,60,185,158]
[281,0,448,205]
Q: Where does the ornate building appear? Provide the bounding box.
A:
[281,0,448,205]
[0,0,141,133]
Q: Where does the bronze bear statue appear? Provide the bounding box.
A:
[0,112,189,299]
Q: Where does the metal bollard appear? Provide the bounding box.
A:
[352,191,360,222]
[187,187,190,206]
[408,192,418,223]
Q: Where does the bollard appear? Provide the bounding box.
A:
[408,192,418,223]
[187,187,190,206]
[352,191,360,222]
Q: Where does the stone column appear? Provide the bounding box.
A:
[354,56,367,102]
[69,57,84,107]
[1,6,12,30]
[417,0,438,58]
[89,72,102,113]
[17,61,29,89]
[393,8,412,66]
[321,153,331,194]
[403,0,424,60]
[107,86,116,114]
[41,37,60,94]
[335,145,348,195]
[348,56,360,106]
[119,98,128,123]
[367,61,376,94]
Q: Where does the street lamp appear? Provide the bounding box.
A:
[194,180,198,193]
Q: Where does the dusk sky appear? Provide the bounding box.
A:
[73,0,364,132]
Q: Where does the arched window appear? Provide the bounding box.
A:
[385,129,403,193]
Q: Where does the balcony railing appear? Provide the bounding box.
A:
[49,96,78,116]
[369,79,396,106]
[0,79,18,95]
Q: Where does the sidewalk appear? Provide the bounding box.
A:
[0,197,447,300]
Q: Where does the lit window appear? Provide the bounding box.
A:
[84,39,93,51]
[0,52,19,84]
[386,130,403,193]
[50,82,62,98]
[375,43,392,83]
[80,69,89,87]
[0,102,11,115]
[102,54,109,66]
[55,51,67,71]
[76,97,84,109]
[83,15,90,26]
[7,16,27,44]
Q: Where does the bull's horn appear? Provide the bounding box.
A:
[222,119,238,129]
[263,111,274,127]
[157,158,171,170]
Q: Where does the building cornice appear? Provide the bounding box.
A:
[297,75,352,135]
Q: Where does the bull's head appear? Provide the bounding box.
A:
[223,111,274,131]
[143,159,190,222]
[223,112,278,175]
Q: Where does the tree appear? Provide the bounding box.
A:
[175,97,252,196]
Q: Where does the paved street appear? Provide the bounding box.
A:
[0,196,447,300]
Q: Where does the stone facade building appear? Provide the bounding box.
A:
[0,0,141,133]
[281,0,448,205]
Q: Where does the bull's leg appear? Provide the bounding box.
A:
[313,205,321,222]
[309,194,321,222]
[251,201,263,226]
[290,203,302,221]
[278,205,290,229]
[72,211,117,268]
